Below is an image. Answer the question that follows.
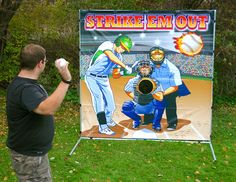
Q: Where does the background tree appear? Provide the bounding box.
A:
[0,0,22,62]
[0,0,79,89]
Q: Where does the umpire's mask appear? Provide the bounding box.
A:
[149,47,165,65]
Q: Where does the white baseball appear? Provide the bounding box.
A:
[181,33,203,54]
[56,58,68,68]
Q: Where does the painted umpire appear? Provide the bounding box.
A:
[150,46,190,131]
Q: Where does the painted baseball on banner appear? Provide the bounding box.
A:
[174,32,204,57]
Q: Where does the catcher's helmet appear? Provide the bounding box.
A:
[149,46,165,65]
[136,60,153,77]
[114,35,132,52]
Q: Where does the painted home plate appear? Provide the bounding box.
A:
[132,128,158,139]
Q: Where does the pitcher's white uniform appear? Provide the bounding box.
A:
[85,41,123,124]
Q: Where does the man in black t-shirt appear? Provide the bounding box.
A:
[6,44,72,181]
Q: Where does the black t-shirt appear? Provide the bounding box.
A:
[6,76,54,156]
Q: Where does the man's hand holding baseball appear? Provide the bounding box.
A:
[55,58,72,84]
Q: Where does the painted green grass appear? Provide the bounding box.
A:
[0,92,235,181]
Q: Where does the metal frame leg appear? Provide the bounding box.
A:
[209,141,217,161]
[69,137,82,156]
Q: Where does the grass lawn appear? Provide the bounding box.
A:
[0,90,235,181]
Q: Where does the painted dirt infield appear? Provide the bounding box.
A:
[81,118,191,139]
[80,76,212,140]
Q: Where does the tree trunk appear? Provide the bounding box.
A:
[0,0,22,62]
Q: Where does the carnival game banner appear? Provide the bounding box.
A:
[80,10,216,141]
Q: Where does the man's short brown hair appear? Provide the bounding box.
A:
[20,44,46,70]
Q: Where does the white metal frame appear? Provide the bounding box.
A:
[69,137,216,161]
[72,10,217,162]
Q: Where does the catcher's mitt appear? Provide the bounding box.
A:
[112,68,121,79]
[136,78,157,94]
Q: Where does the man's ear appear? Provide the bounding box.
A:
[37,60,44,68]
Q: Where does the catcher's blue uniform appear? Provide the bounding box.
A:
[122,75,163,129]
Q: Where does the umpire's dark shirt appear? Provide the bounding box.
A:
[6,76,54,156]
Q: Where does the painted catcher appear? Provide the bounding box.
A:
[122,60,164,131]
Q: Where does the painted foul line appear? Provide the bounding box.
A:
[190,124,206,140]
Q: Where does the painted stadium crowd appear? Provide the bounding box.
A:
[166,54,213,78]
[80,53,213,78]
